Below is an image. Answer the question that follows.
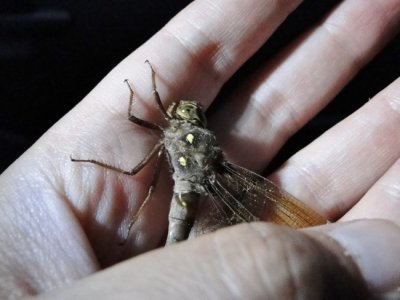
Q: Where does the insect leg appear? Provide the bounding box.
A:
[124,79,163,131]
[71,141,163,175]
[119,145,165,245]
[144,60,169,119]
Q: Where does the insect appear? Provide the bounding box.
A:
[72,61,326,245]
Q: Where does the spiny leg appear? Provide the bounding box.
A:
[71,141,163,175]
[144,60,169,119]
[120,145,165,245]
[124,79,163,131]
[72,78,163,170]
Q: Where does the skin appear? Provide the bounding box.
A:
[0,0,399,298]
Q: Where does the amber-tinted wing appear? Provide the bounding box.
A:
[194,160,326,234]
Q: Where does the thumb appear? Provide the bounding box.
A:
[35,220,400,299]
[305,219,400,299]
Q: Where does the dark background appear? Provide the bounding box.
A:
[0,0,398,173]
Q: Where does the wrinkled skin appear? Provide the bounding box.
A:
[1,0,400,299]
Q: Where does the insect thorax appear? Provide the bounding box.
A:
[163,119,222,195]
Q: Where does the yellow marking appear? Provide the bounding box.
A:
[178,156,187,167]
[186,133,194,144]
[178,194,187,207]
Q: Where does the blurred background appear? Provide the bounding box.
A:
[0,0,398,173]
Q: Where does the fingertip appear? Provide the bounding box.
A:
[306,219,400,296]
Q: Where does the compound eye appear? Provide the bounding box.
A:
[175,101,207,127]
[177,104,195,119]
[180,107,190,114]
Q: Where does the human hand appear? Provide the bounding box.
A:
[1,0,399,299]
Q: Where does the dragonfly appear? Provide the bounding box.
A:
[71,61,326,245]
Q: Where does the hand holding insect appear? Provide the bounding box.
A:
[72,61,326,245]
[0,1,399,299]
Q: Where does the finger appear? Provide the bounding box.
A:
[341,158,400,224]
[36,221,400,300]
[73,0,304,122]
[307,220,400,297]
[274,78,400,219]
[209,0,400,171]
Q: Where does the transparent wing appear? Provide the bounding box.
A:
[192,160,326,235]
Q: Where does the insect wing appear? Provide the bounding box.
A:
[195,160,326,234]
[224,161,326,227]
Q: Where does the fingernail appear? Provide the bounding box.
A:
[319,220,400,295]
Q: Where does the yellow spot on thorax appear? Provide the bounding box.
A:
[178,156,187,167]
[186,133,194,144]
